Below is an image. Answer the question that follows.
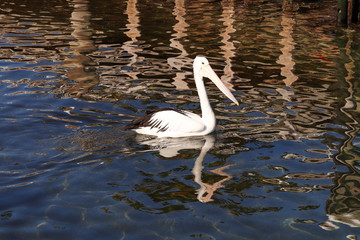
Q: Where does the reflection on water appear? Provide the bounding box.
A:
[1,0,360,239]
[167,0,190,90]
[277,2,298,87]
[322,172,360,231]
[191,135,234,203]
[136,135,234,203]
[62,0,98,97]
[219,0,236,90]
[122,0,141,83]
[322,30,360,233]
[335,31,358,172]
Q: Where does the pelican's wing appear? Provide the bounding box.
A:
[126,108,205,136]
[150,109,204,132]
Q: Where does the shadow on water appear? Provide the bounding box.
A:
[1,0,360,239]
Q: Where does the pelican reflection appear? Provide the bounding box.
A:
[191,135,234,203]
[135,135,234,203]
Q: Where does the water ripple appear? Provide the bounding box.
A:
[0,0,359,239]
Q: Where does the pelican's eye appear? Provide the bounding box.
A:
[201,62,205,65]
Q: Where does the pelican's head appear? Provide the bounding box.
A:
[193,56,239,106]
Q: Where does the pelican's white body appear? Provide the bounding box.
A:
[134,109,215,137]
[128,56,238,138]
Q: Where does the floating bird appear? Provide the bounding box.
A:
[125,56,239,137]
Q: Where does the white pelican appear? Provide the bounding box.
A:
[125,56,239,137]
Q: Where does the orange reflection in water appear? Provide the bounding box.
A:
[62,0,98,97]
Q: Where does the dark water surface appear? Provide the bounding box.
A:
[1,0,360,239]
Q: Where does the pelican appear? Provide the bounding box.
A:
[125,56,239,137]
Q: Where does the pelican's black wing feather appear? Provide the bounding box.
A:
[125,107,185,130]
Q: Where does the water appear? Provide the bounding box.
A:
[1,0,360,239]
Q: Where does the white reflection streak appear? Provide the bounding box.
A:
[168,0,190,90]
[123,0,141,82]
[220,0,235,91]
[276,5,298,139]
[192,136,214,203]
[276,13,298,87]
[136,136,208,158]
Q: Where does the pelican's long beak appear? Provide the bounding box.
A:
[202,65,239,106]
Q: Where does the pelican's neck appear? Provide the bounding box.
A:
[194,70,216,129]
